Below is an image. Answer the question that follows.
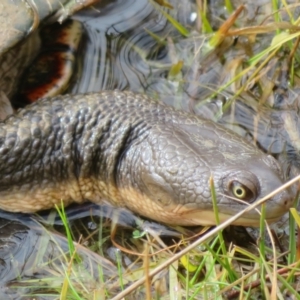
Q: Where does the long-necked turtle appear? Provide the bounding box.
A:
[0,0,294,226]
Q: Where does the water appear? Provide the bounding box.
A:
[1,0,300,298]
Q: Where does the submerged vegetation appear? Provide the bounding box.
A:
[3,0,300,299]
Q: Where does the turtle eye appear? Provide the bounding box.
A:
[221,171,259,203]
[229,180,255,202]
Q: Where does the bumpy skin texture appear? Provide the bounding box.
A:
[0,90,294,225]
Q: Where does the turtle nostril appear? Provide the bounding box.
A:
[283,196,294,208]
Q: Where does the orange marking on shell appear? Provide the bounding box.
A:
[17,20,83,105]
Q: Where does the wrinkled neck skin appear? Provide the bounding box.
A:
[83,111,151,206]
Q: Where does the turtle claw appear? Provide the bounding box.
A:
[54,0,100,23]
[0,91,13,120]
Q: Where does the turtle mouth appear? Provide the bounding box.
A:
[175,210,286,226]
[167,200,291,226]
[116,186,292,226]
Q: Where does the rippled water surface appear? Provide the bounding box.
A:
[71,0,197,99]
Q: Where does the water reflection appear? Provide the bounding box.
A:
[0,203,189,298]
[0,208,123,299]
[71,0,198,99]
